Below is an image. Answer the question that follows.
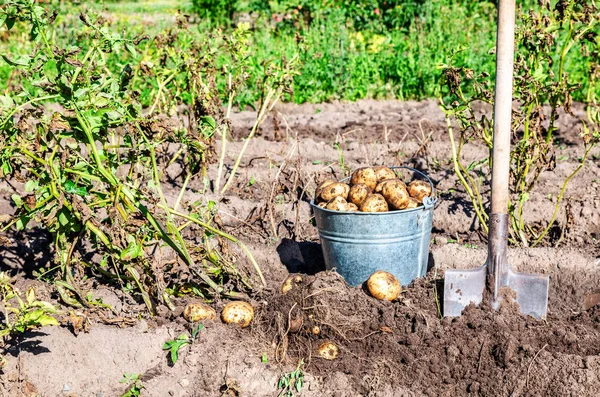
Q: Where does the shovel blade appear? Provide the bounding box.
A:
[507,271,549,319]
[443,265,487,318]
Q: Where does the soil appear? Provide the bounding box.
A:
[1,99,599,397]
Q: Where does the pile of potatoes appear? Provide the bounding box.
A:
[315,166,432,212]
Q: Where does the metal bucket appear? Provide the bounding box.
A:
[310,167,436,287]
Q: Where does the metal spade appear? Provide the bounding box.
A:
[443,0,549,319]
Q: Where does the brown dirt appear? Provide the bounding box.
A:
[1,99,599,396]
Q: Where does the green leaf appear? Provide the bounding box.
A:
[11,194,22,208]
[191,323,204,339]
[24,180,39,193]
[200,116,216,129]
[120,238,142,261]
[0,95,15,109]
[36,314,59,327]
[5,17,15,30]
[0,13,7,29]
[63,180,88,196]
[125,43,137,57]
[2,54,32,67]
[26,288,35,305]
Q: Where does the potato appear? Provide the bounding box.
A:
[317,202,328,208]
[408,180,432,203]
[326,196,348,211]
[320,182,350,202]
[373,166,397,182]
[374,178,405,194]
[406,197,420,209]
[346,203,359,212]
[311,325,321,335]
[366,271,401,301]
[315,179,336,202]
[281,275,303,294]
[359,194,388,212]
[318,341,339,360]
[221,301,254,328]
[350,168,377,191]
[381,180,410,210]
[348,183,371,206]
[183,302,216,322]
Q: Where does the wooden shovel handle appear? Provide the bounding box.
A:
[491,0,516,214]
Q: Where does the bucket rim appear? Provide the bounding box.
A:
[311,166,437,215]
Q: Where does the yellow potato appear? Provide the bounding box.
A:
[318,341,339,360]
[183,302,216,322]
[315,179,336,202]
[221,301,254,328]
[320,182,350,202]
[408,180,432,203]
[346,203,359,212]
[359,194,388,212]
[374,178,405,194]
[317,202,328,208]
[326,196,348,211]
[382,180,410,210]
[406,197,420,209]
[281,274,303,294]
[311,325,321,335]
[366,271,401,301]
[348,183,371,206]
[350,168,377,191]
[373,166,397,182]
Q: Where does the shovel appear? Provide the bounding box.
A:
[443,0,549,319]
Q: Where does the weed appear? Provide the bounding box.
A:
[277,359,304,397]
[120,373,143,397]
[162,323,204,365]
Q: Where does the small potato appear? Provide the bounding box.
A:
[350,168,377,191]
[348,183,371,206]
[317,202,328,208]
[406,197,420,209]
[366,271,401,301]
[318,341,339,360]
[221,301,254,328]
[320,182,350,202]
[359,194,388,212]
[326,196,348,211]
[346,203,359,212]
[281,274,303,294]
[382,180,410,210]
[311,325,321,335]
[315,179,336,202]
[374,179,405,194]
[408,180,432,203]
[183,302,216,322]
[373,166,397,182]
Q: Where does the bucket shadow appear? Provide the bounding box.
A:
[276,238,326,275]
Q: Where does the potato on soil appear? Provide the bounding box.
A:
[367,271,401,301]
[221,301,254,328]
[350,168,377,191]
[359,194,388,212]
[374,178,405,194]
[318,341,339,360]
[381,180,410,210]
[320,182,350,202]
[346,203,359,212]
[348,183,371,206]
[183,302,216,322]
[374,166,397,182]
[315,179,336,202]
[326,196,349,211]
[408,180,432,203]
[281,274,303,294]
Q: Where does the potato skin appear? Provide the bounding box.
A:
[350,168,377,191]
[366,271,401,301]
[406,197,420,209]
[359,194,389,212]
[408,180,432,203]
[374,178,405,194]
[315,179,336,202]
[326,196,348,211]
[183,302,216,322]
[373,166,397,182]
[281,275,303,294]
[320,182,350,202]
[381,180,410,210]
[317,202,328,208]
[318,341,339,360]
[346,203,359,212]
[348,183,371,206]
[221,301,254,328]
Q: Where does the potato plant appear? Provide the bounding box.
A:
[0,0,297,313]
[440,0,600,246]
